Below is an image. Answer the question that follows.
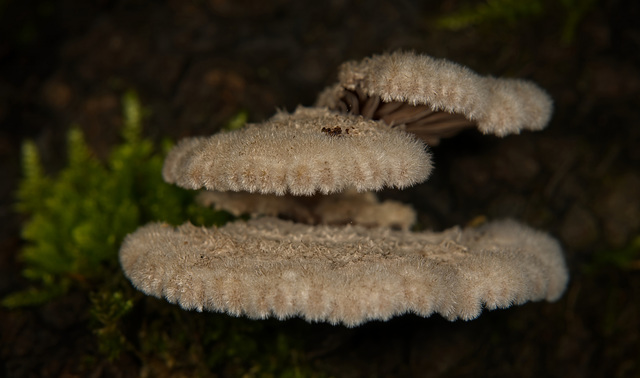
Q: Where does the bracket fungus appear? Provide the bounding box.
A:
[197,189,417,230]
[162,106,432,196]
[316,51,554,145]
[119,51,568,327]
[120,217,567,326]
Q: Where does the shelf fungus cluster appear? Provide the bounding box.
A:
[120,51,568,326]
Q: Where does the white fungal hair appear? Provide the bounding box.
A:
[316,51,553,144]
[163,107,432,196]
[119,52,568,327]
[119,217,569,327]
[197,189,417,230]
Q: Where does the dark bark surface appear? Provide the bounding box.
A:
[1,0,639,376]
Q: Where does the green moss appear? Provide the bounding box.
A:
[223,109,250,131]
[585,236,640,274]
[436,0,544,30]
[132,298,322,376]
[436,0,599,43]
[3,90,230,309]
[90,290,134,360]
[559,0,598,43]
[5,91,324,375]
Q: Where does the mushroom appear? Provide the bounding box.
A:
[119,52,568,326]
[162,107,432,196]
[120,217,568,326]
[316,51,553,145]
[163,106,425,229]
[197,189,417,230]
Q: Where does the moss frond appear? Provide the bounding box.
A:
[16,140,49,213]
[436,0,544,30]
[586,236,640,273]
[435,0,599,44]
[121,89,143,144]
[223,109,249,131]
[90,290,135,360]
[7,90,229,308]
[6,91,317,375]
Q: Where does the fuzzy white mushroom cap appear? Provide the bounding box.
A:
[119,217,569,327]
[316,51,553,139]
[162,107,432,196]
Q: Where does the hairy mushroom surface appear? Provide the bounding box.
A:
[163,107,432,196]
[316,51,553,145]
[120,217,569,327]
[120,51,569,326]
[197,189,416,230]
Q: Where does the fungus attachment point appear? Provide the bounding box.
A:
[162,107,432,196]
[197,189,417,230]
[120,217,569,327]
[316,51,554,145]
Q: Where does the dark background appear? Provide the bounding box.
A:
[1,0,639,376]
